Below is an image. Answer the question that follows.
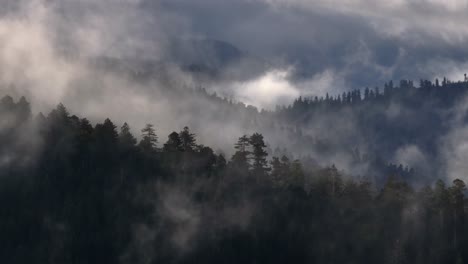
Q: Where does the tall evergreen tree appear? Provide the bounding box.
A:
[119,122,137,148]
[230,135,252,173]
[163,132,182,152]
[94,118,119,157]
[180,126,196,151]
[139,124,158,151]
[16,96,31,122]
[250,133,269,175]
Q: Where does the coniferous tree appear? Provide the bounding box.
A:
[163,132,183,152]
[96,119,118,143]
[94,118,119,163]
[215,154,227,172]
[365,87,370,100]
[250,133,269,176]
[180,126,196,151]
[76,118,94,169]
[230,135,252,173]
[449,179,466,250]
[271,157,282,181]
[162,132,182,172]
[3,91,468,264]
[139,124,158,152]
[53,103,70,121]
[118,123,137,177]
[119,122,137,148]
[235,135,250,153]
[16,96,31,122]
[0,95,14,109]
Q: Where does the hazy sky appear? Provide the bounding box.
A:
[2,0,468,110]
[2,0,468,181]
[156,0,468,87]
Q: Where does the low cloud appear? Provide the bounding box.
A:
[394,145,430,176]
[222,69,300,110]
[440,94,468,183]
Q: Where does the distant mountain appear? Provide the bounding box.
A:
[170,38,244,69]
[168,38,269,82]
[86,38,269,85]
[67,51,468,186]
[55,39,468,187]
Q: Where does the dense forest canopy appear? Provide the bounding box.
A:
[2,78,468,263]
[4,1,468,263]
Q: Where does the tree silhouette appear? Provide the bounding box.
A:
[163,131,183,152]
[139,123,158,151]
[180,126,197,151]
[119,122,137,148]
[250,133,269,176]
[1,92,468,264]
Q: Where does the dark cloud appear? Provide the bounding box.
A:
[2,0,468,109]
[138,0,468,93]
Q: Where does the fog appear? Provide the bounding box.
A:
[2,0,468,180]
[2,2,468,263]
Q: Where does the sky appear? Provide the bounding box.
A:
[2,0,468,110]
[3,2,468,249]
[156,0,468,92]
[1,0,468,184]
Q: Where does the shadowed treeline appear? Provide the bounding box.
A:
[0,95,467,264]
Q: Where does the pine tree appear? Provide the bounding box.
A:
[289,159,304,188]
[250,133,269,176]
[16,96,31,122]
[230,135,252,172]
[180,126,196,151]
[163,132,182,152]
[139,124,158,151]
[449,179,466,249]
[79,118,94,142]
[365,87,370,100]
[119,123,137,147]
[97,119,118,142]
[0,95,14,110]
[94,118,119,167]
[270,157,282,184]
[48,103,70,124]
[215,154,227,172]
[235,135,250,153]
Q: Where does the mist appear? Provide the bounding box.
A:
[3,1,468,263]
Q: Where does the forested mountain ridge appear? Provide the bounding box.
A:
[272,78,468,185]
[4,0,468,263]
[186,76,468,186]
[1,80,468,263]
[3,76,468,184]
